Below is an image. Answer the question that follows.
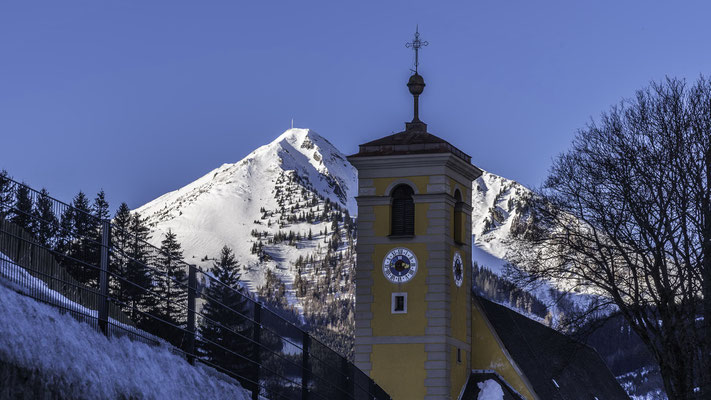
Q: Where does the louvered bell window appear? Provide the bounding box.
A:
[391,185,415,236]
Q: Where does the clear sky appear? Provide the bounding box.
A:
[2,1,710,211]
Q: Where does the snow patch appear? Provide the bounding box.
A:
[477,379,504,400]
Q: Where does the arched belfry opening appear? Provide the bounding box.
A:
[391,184,415,236]
[454,189,464,244]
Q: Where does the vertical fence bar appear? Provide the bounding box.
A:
[302,331,311,400]
[252,302,262,400]
[98,220,110,335]
[186,264,197,365]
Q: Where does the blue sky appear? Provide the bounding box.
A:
[1,1,710,210]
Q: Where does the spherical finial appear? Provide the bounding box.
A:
[407,73,425,96]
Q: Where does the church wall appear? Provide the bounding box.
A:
[371,242,428,337]
[471,300,537,400]
[447,176,474,399]
[370,343,427,400]
[351,154,481,399]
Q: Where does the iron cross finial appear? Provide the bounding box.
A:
[405,25,428,73]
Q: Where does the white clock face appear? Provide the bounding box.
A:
[382,247,418,284]
[452,252,464,287]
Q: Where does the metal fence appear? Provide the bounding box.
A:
[0,176,390,400]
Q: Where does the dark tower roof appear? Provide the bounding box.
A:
[353,129,472,163]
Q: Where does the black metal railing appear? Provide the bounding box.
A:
[0,176,390,400]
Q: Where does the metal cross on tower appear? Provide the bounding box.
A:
[405,26,428,73]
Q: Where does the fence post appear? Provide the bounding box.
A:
[186,264,197,365]
[252,302,262,400]
[302,331,310,400]
[98,220,110,336]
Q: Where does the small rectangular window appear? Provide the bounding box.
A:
[457,348,462,363]
[391,292,407,314]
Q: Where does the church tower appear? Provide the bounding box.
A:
[347,30,482,400]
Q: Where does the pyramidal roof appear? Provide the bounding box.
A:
[352,128,472,163]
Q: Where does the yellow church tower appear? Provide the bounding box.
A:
[347,30,482,400]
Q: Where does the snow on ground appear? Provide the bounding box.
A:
[477,379,504,400]
[0,251,154,339]
[0,253,251,400]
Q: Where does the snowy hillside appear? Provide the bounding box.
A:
[135,129,356,303]
[470,171,533,274]
[0,253,250,400]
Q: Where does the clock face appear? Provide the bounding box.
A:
[382,247,418,284]
[452,252,463,287]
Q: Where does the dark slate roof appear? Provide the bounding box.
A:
[351,127,472,163]
[477,297,630,400]
[461,371,525,400]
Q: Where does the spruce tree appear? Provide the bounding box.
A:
[92,190,110,220]
[110,203,132,307]
[126,213,155,323]
[54,207,74,266]
[11,184,34,235]
[0,170,13,219]
[68,191,99,285]
[32,189,58,248]
[88,189,110,279]
[151,229,188,344]
[199,245,255,390]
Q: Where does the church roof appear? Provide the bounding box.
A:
[476,297,630,400]
[351,128,472,163]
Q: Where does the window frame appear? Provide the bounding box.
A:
[391,292,408,314]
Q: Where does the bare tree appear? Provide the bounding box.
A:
[509,77,711,400]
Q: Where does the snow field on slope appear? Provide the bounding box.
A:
[135,129,356,312]
[0,253,251,400]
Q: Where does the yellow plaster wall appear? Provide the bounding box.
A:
[371,343,427,400]
[471,302,536,400]
[448,177,470,203]
[373,176,430,196]
[450,345,469,399]
[448,177,469,242]
[371,242,429,337]
[450,245,470,398]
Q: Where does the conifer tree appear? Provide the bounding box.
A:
[0,170,13,219]
[68,191,99,284]
[153,229,188,337]
[199,246,255,388]
[11,184,34,235]
[92,190,110,221]
[32,189,58,248]
[126,213,155,322]
[109,203,132,307]
[55,207,74,263]
[88,190,110,279]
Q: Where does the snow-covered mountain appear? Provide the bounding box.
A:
[470,171,533,274]
[135,128,549,315]
[135,128,357,312]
